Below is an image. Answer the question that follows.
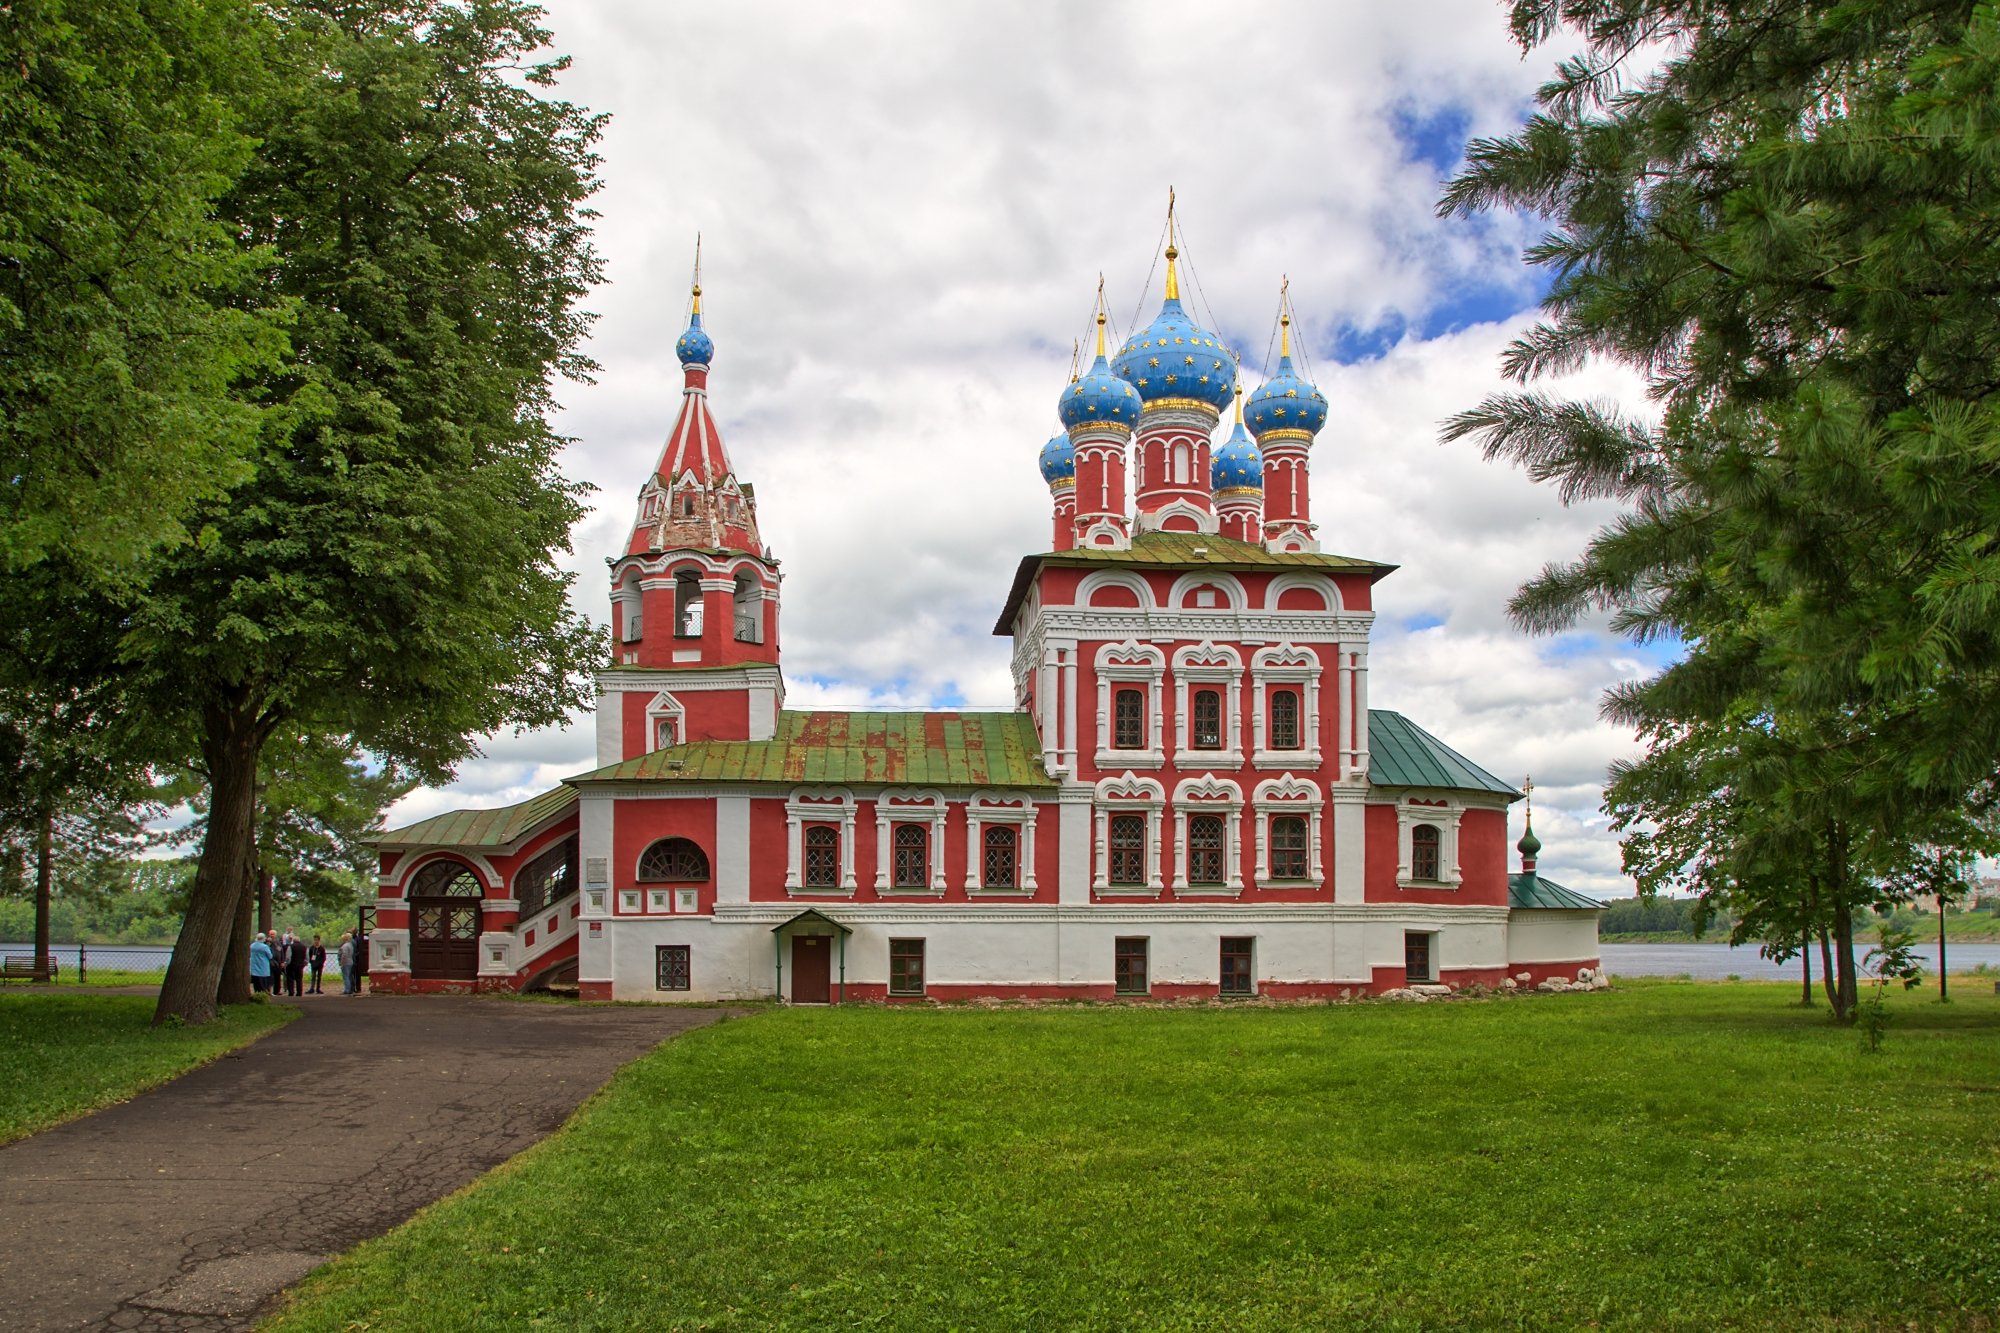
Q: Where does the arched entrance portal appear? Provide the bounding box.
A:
[408,860,484,981]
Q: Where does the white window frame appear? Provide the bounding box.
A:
[1173,641,1244,765]
[966,793,1038,894]
[786,787,857,894]
[645,691,685,751]
[1251,643,1324,769]
[1095,641,1166,769]
[1253,775,1325,887]
[1172,775,1244,895]
[874,788,947,894]
[1395,796,1465,889]
[1093,773,1165,895]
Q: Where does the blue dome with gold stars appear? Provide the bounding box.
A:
[1211,416,1262,491]
[675,309,714,368]
[1059,353,1142,434]
[1039,431,1075,484]
[1246,313,1327,440]
[1112,294,1236,412]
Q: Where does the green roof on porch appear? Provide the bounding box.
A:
[1509,873,1604,911]
[1366,710,1521,798]
[378,785,575,849]
[569,710,1059,789]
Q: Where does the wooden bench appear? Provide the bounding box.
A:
[1,954,55,982]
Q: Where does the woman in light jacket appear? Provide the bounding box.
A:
[249,932,273,995]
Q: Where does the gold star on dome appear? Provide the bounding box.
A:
[1199,374,1210,384]
[1273,407,1287,417]
[1138,377,1150,388]
[1174,336,1185,344]
[1156,338,1169,347]
[1165,373,1178,384]
[1148,357,1160,368]
[1211,360,1223,371]
[1285,389,1298,398]
[1183,355,1195,365]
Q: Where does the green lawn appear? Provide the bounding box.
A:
[0,993,295,1144]
[270,983,2000,1332]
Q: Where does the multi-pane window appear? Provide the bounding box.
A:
[1191,688,1223,750]
[1405,931,1433,984]
[892,824,929,889]
[1187,814,1225,885]
[1108,813,1147,886]
[1113,687,1146,749]
[638,837,709,882]
[889,938,926,996]
[1411,824,1442,881]
[1270,815,1309,879]
[1269,689,1302,750]
[803,825,840,888]
[656,944,691,991]
[982,825,1019,889]
[1220,937,1254,995]
[1115,937,1149,995]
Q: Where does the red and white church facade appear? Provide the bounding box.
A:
[367,239,1602,1002]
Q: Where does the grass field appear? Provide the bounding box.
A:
[267,982,1999,1332]
[0,993,295,1144]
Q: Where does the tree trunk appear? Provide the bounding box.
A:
[1800,926,1812,1006]
[1938,890,1948,1002]
[1818,927,1837,1012]
[217,852,255,1007]
[34,808,53,983]
[155,694,268,1026]
[1831,898,1857,1024]
[258,867,273,936]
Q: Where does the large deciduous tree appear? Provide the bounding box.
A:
[143,0,604,1025]
[1440,0,2000,1012]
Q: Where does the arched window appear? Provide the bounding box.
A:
[1269,689,1301,750]
[1172,442,1190,484]
[1113,687,1146,750]
[803,826,840,888]
[674,571,703,638]
[638,837,710,882]
[654,716,679,749]
[891,824,928,889]
[1270,816,1309,880]
[619,573,643,642]
[1411,824,1442,881]
[733,572,763,644]
[1187,814,1225,885]
[1108,813,1146,886]
[982,825,1018,889]
[1191,688,1222,750]
[410,860,482,897]
[678,490,697,518]
[516,839,578,918]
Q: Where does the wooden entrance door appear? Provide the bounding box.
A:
[412,898,482,980]
[791,934,831,1004]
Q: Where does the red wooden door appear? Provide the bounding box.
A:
[412,899,482,980]
[791,935,831,1004]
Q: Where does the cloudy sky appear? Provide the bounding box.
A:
[386,0,1669,899]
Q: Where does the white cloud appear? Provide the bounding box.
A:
[385,0,1650,899]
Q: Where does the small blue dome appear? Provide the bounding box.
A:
[675,310,714,367]
[1245,352,1328,440]
[1039,431,1075,484]
[1112,296,1236,412]
[1211,417,1262,490]
[1059,354,1142,433]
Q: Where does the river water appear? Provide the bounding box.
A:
[1601,939,2000,980]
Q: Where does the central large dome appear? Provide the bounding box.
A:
[1111,248,1235,413]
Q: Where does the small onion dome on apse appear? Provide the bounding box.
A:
[1111,208,1236,413]
[1039,430,1077,484]
[1060,307,1142,434]
[1211,387,1263,491]
[1245,295,1327,442]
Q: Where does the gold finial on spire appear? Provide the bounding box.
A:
[1234,380,1245,424]
[691,233,703,315]
[1278,275,1291,358]
[1094,273,1109,357]
[1163,188,1180,301]
[1523,773,1535,822]
[1068,338,1081,384]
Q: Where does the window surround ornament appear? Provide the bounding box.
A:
[408,858,488,897]
[636,836,710,883]
[1395,794,1465,888]
[1171,774,1245,895]
[966,792,1038,894]
[1251,643,1324,769]
[1092,773,1165,895]
[1252,775,1325,887]
[1094,641,1166,769]
[645,691,685,752]
[786,787,858,894]
[1172,641,1244,764]
[874,787,947,894]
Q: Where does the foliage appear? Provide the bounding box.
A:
[1598,893,1725,937]
[1440,0,2000,1020]
[269,987,2000,1332]
[1859,922,1926,1050]
[0,0,289,575]
[0,993,292,1144]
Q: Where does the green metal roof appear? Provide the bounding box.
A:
[1366,710,1521,798]
[1509,873,1605,911]
[994,531,1396,633]
[378,785,576,849]
[569,710,1059,789]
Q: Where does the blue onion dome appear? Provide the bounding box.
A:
[1039,430,1076,484]
[1211,404,1262,492]
[1060,309,1142,432]
[1110,246,1236,412]
[1245,313,1327,441]
[675,288,714,367]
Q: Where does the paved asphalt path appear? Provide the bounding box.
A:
[0,994,745,1331]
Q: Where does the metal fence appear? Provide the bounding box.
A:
[0,943,171,985]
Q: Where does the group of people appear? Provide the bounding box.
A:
[249,928,369,996]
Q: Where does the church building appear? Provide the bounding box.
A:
[368,231,1602,1001]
